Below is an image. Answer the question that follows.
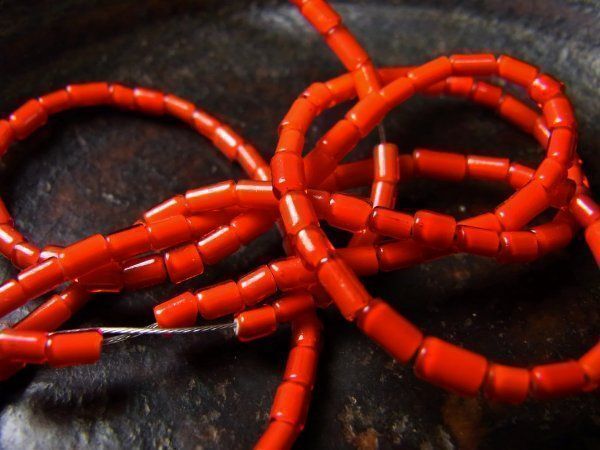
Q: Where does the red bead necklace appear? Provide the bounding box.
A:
[0,1,598,448]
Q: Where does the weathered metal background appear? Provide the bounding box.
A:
[0,1,598,448]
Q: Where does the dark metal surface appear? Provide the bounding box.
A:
[0,1,598,448]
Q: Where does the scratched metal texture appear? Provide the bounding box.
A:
[0,1,598,449]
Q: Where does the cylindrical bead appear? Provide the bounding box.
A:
[154,292,198,328]
[317,257,371,321]
[235,306,277,342]
[484,363,530,404]
[414,337,488,396]
[46,331,102,366]
[357,299,423,363]
[164,243,204,284]
[197,281,243,319]
[531,361,586,398]
[237,266,278,306]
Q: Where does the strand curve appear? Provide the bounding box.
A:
[0,0,597,448]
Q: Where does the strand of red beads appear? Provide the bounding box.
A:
[0,0,597,449]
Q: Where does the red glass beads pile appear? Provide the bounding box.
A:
[0,1,598,448]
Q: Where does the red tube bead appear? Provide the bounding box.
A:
[106,224,151,261]
[377,240,426,271]
[531,222,573,254]
[67,82,111,106]
[579,342,600,387]
[450,54,497,75]
[273,292,314,323]
[16,258,64,297]
[277,128,305,154]
[444,77,475,97]
[212,125,242,160]
[196,225,240,265]
[284,346,318,389]
[543,96,576,130]
[529,74,564,104]
[498,95,537,132]
[414,337,488,396]
[374,143,399,182]
[369,208,413,240]
[337,246,379,276]
[584,220,600,265]
[353,64,382,98]
[412,210,456,249]
[144,196,188,223]
[295,226,332,269]
[238,144,268,180]
[484,363,530,404]
[495,180,550,230]
[324,26,368,71]
[197,281,243,319]
[235,181,277,209]
[15,287,89,331]
[535,158,566,190]
[164,94,195,124]
[507,163,535,190]
[413,149,466,181]
[9,99,48,139]
[497,55,538,87]
[299,0,341,34]
[38,89,71,114]
[531,361,586,398]
[326,194,371,233]
[308,190,331,218]
[547,127,575,166]
[498,231,539,262]
[357,299,423,363]
[280,98,317,135]
[154,292,198,328]
[466,155,510,181]
[110,84,135,109]
[280,192,318,236]
[407,57,452,90]
[455,225,500,257]
[76,261,123,293]
[235,306,277,342]
[269,381,310,428]
[146,215,193,251]
[569,194,600,227]
[132,87,165,114]
[302,82,334,114]
[187,211,238,239]
[380,77,416,109]
[237,266,278,307]
[345,92,388,137]
[255,422,298,450]
[164,243,204,284]
[230,210,275,245]
[0,120,13,154]
[270,258,314,291]
[122,255,167,290]
[46,331,102,367]
[0,225,24,257]
[0,199,10,226]
[317,257,371,321]
[472,82,503,108]
[185,181,237,212]
[459,213,502,232]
